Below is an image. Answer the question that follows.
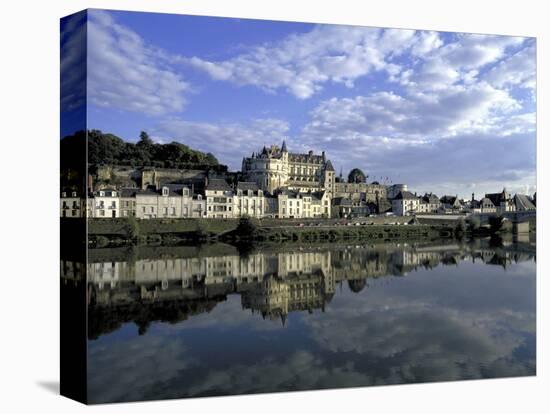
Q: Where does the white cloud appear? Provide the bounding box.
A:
[303,83,521,142]
[187,25,443,99]
[485,42,536,89]
[87,10,189,115]
[411,31,443,56]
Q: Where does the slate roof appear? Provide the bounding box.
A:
[514,194,536,211]
[422,193,440,204]
[120,188,141,198]
[310,191,326,201]
[470,199,481,208]
[394,190,418,200]
[207,178,233,192]
[485,189,510,206]
[288,152,324,163]
[236,181,260,192]
[439,195,458,205]
[325,160,335,172]
[332,197,352,206]
[480,197,495,207]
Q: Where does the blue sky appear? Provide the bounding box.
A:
[62,9,536,198]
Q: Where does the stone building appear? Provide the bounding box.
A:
[120,188,138,217]
[439,195,462,211]
[180,186,206,218]
[387,184,408,200]
[233,182,266,218]
[479,197,497,213]
[242,141,336,194]
[418,193,441,213]
[485,189,516,214]
[89,189,120,218]
[276,189,331,219]
[205,178,234,218]
[391,190,420,216]
[333,181,387,203]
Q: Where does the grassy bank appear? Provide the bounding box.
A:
[75,213,526,248]
[84,218,238,247]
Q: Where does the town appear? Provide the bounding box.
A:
[61,141,536,222]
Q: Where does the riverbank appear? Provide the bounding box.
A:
[63,215,534,248]
[74,217,456,247]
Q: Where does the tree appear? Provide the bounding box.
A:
[235,216,259,239]
[62,129,225,171]
[137,131,154,147]
[454,217,466,238]
[124,215,140,241]
[467,215,481,233]
[348,168,366,183]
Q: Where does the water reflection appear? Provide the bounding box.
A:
[61,237,536,403]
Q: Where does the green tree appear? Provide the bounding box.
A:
[137,130,154,147]
[235,216,259,239]
[124,215,140,241]
[454,217,466,238]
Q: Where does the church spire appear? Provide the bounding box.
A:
[281,140,287,153]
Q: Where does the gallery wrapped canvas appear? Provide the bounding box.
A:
[60,9,536,405]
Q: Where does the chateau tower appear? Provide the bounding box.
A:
[242,141,335,194]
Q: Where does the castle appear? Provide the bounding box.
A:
[241,141,336,194]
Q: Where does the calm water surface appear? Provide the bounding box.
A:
[61,238,536,403]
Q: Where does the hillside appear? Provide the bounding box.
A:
[60,129,226,171]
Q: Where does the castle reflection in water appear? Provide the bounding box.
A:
[61,238,535,338]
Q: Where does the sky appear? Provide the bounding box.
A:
[61,9,536,199]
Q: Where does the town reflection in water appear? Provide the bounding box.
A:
[61,237,536,403]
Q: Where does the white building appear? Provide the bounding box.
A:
[206,178,234,218]
[387,184,408,200]
[276,190,331,219]
[233,182,265,218]
[90,189,120,218]
[418,193,441,214]
[180,186,206,218]
[391,190,420,216]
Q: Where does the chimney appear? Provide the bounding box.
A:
[472,192,475,202]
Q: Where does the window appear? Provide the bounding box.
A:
[164,207,168,215]
[142,206,146,213]
[99,210,105,216]
[150,207,154,213]
[72,210,77,217]
[171,207,176,215]
[62,201,67,208]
